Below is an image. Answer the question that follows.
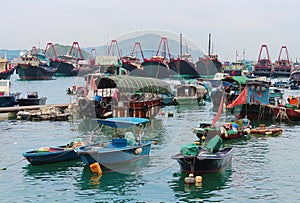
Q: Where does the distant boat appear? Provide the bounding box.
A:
[174,83,207,106]
[195,33,222,78]
[139,37,171,79]
[253,44,273,77]
[0,80,19,107]
[0,57,15,80]
[17,91,47,106]
[168,33,199,79]
[15,48,56,80]
[121,42,144,75]
[272,46,292,78]
[169,53,199,79]
[289,70,300,86]
[45,42,91,77]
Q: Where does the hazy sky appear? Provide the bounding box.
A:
[2,0,300,62]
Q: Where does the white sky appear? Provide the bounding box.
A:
[2,0,300,62]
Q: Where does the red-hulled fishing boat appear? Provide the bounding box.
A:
[272,46,292,77]
[253,44,273,77]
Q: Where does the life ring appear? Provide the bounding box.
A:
[100,101,107,109]
[106,104,112,111]
[142,105,148,112]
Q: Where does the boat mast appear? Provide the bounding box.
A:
[208,33,211,57]
[180,33,183,59]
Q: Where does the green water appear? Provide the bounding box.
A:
[0,74,300,202]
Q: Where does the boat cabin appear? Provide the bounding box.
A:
[0,80,10,96]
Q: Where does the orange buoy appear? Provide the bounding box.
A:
[89,162,102,175]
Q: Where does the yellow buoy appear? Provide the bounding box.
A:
[184,173,195,185]
[265,131,272,136]
[89,162,102,175]
[195,175,202,183]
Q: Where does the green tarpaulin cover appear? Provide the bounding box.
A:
[180,143,199,156]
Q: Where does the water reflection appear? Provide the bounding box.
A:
[76,157,151,201]
[169,165,232,202]
[23,160,84,178]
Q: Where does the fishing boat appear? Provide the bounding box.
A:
[171,135,233,174]
[168,33,199,79]
[229,78,273,120]
[272,46,292,78]
[174,83,207,106]
[22,139,84,165]
[169,54,199,79]
[0,57,15,80]
[250,124,282,137]
[78,74,170,119]
[15,49,56,80]
[139,37,171,79]
[195,33,222,78]
[121,42,144,74]
[0,80,19,107]
[253,44,273,77]
[45,42,91,76]
[76,117,152,170]
[17,91,47,106]
[210,76,249,109]
[289,69,300,86]
[193,122,247,142]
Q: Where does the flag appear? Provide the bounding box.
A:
[112,89,119,101]
[90,76,97,91]
[227,87,248,108]
[212,95,224,127]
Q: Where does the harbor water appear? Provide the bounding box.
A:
[1,74,300,202]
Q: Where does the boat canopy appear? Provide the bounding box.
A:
[222,76,249,85]
[95,117,150,128]
[94,75,172,94]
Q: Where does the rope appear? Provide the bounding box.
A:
[1,158,26,170]
[276,107,290,122]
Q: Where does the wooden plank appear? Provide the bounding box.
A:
[0,104,70,113]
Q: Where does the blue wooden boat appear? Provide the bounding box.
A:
[171,135,233,175]
[76,117,152,169]
[22,140,83,165]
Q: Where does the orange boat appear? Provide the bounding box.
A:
[250,124,282,137]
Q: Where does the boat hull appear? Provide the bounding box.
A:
[77,141,151,168]
[172,147,233,174]
[169,59,199,79]
[139,61,170,79]
[0,96,17,107]
[16,65,56,80]
[17,97,47,106]
[195,58,222,78]
[23,146,80,165]
[0,68,15,80]
[250,126,282,137]
[51,61,78,76]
